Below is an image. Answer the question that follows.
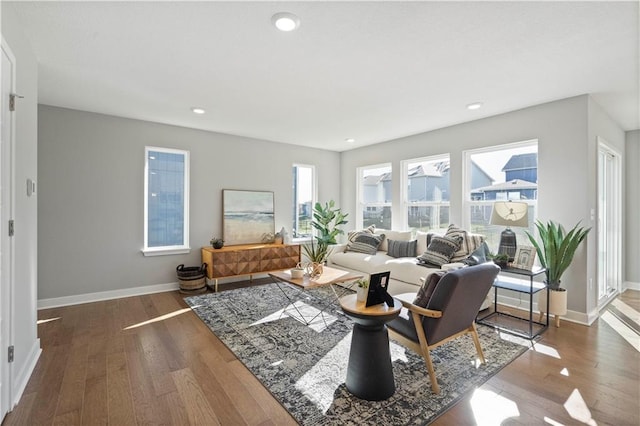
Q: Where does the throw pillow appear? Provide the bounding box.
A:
[387,239,417,258]
[463,241,490,266]
[347,225,376,242]
[375,229,412,252]
[413,270,446,307]
[445,224,485,262]
[417,235,463,267]
[345,232,385,255]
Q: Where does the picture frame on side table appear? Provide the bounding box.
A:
[513,246,536,271]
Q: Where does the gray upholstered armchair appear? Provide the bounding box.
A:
[387,263,500,394]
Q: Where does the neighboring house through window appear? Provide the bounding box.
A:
[358,163,392,229]
[143,147,190,256]
[464,140,538,252]
[401,155,451,233]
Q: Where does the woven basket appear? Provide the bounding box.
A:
[177,264,207,293]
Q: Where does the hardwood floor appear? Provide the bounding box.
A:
[3,283,639,425]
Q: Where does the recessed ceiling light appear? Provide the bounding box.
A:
[191,107,206,114]
[272,12,300,32]
[467,102,483,110]
[345,138,355,143]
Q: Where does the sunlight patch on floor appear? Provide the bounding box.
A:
[123,307,193,330]
[295,331,352,413]
[470,388,520,425]
[250,301,337,332]
[37,317,61,325]
[600,310,640,352]
[529,342,561,359]
[544,416,566,425]
[564,388,597,426]
[610,298,640,326]
[560,367,569,376]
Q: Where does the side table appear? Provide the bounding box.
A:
[339,294,401,401]
[477,266,548,339]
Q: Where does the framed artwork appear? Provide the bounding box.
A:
[513,246,536,271]
[223,190,275,245]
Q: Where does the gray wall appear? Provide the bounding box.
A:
[38,106,341,300]
[340,95,627,320]
[2,3,41,407]
[626,130,640,286]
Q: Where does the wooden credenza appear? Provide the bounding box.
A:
[201,244,301,292]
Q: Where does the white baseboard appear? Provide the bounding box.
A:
[11,338,41,409]
[624,281,640,291]
[37,282,180,310]
[496,293,593,326]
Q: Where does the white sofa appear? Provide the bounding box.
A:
[326,228,492,310]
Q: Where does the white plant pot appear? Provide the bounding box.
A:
[538,288,567,327]
[356,286,368,303]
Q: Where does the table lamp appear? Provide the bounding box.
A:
[490,201,529,260]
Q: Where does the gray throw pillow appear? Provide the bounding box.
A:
[413,270,446,307]
[417,235,463,267]
[387,239,417,258]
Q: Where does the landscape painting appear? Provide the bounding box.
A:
[223,190,275,245]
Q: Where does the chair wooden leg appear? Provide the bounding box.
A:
[411,312,440,394]
[469,323,486,364]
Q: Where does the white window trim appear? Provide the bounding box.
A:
[142,146,190,256]
[400,154,450,231]
[292,163,317,243]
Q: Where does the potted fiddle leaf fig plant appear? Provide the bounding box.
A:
[525,220,590,327]
[303,200,348,264]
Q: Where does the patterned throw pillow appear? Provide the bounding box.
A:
[445,224,485,262]
[413,270,446,307]
[345,231,385,255]
[417,235,463,267]
[387,239,418,258]
[346,225,376,242]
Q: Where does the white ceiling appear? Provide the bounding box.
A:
[8,1,639,152]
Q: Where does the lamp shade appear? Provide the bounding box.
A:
[490,201,529,228]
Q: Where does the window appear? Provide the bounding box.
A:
[292,164,316,239]
[357,163,392,229]
[464,140,537,252]
[143,147,190,256]
[402,155,450,233]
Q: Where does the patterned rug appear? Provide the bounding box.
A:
[185,283,530,425]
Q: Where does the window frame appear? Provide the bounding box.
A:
[463,139,538,246]
[292,163,317,242]
[356,162,392,230]
[142,146,191,256]
[400,153,451,233]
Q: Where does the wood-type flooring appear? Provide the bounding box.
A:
[3,281,638,425]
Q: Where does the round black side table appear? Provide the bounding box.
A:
[339,293,401,401]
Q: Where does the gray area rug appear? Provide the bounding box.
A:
[185,283,529,425]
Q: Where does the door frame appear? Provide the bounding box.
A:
[597,137,623,309]
[0,36,16,418]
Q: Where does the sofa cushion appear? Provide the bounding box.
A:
[345,231,385,255]
[413,270,446,307]
[387,239,417,258]
[330,250,394,272]
[418,235,462,267]
[374,229,412,251]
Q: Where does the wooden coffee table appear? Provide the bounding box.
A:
[339,293,401,400]
[269,266,363,326]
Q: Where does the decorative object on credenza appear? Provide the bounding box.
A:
[525,219,590,327]
[512,246,536,271]
[223,189,275,245]
[274,231,283,245]
[210,237,224,249]
[490,201,529,261]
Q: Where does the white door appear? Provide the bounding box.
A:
[597,139,622,308]
[0,38,15,419]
